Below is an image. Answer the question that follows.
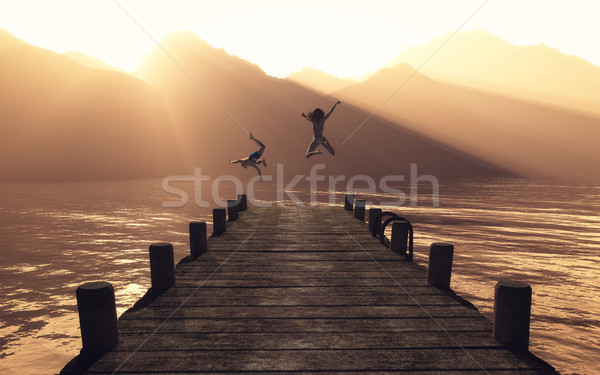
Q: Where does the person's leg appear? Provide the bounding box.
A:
[251,164,263,182]
[322,138,335,155]
[250,132,266,154]
[258,159,267,167]
[305,139,321,158]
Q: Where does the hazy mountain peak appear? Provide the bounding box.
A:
[158,30,213,49]
[135,30,269,89]
[389,28,600,116]
[392,63,417,74]
[155,30,242,62]
[287,67,356,94]
[0,29,26,50]
[65,51,124,72]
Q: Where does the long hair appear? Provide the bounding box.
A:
[307,108,324,122]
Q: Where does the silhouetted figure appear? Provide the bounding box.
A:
[230,132,267,181]
[301,100,341,158]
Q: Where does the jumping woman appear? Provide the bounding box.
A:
[230,132,267,181]
[301,100,341,158]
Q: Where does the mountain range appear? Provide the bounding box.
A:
[387,29,600,117]
[1,29,598,182]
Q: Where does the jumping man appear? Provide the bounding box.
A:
[230,132,267,182]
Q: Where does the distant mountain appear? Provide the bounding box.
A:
[0,29,512,182]
[132,30,509,181]
[388,29,600,116]
[287,67,356,94]
[0,29,26,50]
[333,62,600,178]
[0,36,180,182]
[65,51,125,72]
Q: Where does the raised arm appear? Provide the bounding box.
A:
[324,100,341,120]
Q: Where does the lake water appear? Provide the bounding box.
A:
[0,177,598,374]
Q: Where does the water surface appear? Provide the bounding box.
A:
[0,178,598,374]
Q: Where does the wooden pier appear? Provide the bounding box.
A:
[62,204,557,374]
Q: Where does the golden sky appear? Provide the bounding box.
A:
[1,0,599,78]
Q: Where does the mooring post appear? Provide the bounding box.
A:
[227,199,239,221]
[390,221,409,255]
[149,243,175,294]
[212,208,227,236]
[76,281,118,354]
[427,243,454,289]
[354,199,366,221]
[368,207,382,235]
[344,194,354,211]
[494,280,532,352]
[237,194,247,211]
[189,222,207,257]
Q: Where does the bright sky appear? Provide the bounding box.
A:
[1,0,599,78]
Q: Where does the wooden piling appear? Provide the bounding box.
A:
[149,243,175,294]
[354,200,366,221]
[390,221,409,255]
[344,194,354,211]
[237,194,247,211]
[368,208,382,235]
[189,222,207,257]
[212,208,227,236]
[427,243,454,289]
[494,280,532,352]
[227,200,239,221]
[76,282,118,354]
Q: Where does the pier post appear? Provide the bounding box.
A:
[212,208,227,236]
[189,222,207,257]
[368,208,382,235]
[427,243,454,289]
[344,194,354,211]
[237,194,247,211]
[494,281,532,352]
[227,199,239,221]
[354,200,366,221]
[149,243,175,294]
[390,221,409,255]
[76,282,118,354]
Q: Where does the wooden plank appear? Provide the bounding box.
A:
[117,317,492,334]
[120,305,483,320]
[87,348,552,373]
[171,280,428,288]
[173,270,429,279]
[175,262,421,272]
[154,285,447,296]
[111,330,501,351]
[184,251,404,260]
[146,294,463,307]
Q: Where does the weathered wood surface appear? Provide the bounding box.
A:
[83,206,556,374]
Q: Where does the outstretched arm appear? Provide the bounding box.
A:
[230,159,244,164]
[301,112,310,122]
[324,100,341,120]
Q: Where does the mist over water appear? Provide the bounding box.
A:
[0,178,598,375]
